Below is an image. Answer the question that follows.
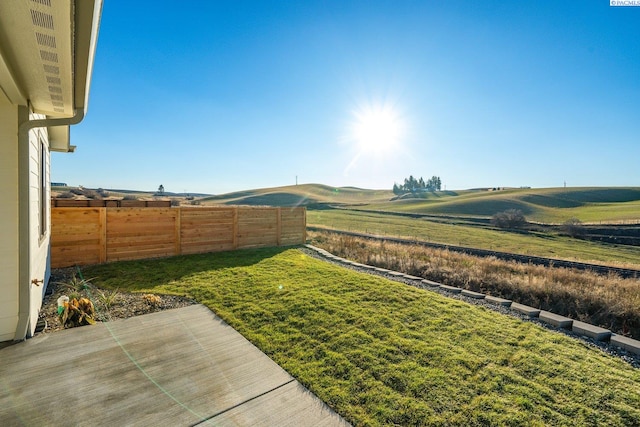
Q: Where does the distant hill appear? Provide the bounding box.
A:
[200,183,393,207]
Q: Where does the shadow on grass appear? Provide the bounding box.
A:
[81,246,293,292]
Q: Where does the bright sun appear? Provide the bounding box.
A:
[352,105,403,154]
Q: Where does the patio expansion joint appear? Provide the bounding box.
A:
[189,378,297,426]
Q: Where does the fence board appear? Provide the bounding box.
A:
[51,206,306,267]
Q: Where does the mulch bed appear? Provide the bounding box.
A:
[36,267,197,335]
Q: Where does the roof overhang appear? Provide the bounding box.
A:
[0,0,102,151]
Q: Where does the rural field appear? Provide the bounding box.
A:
[83,248,640,426]
[55,184,640,424]
[203,184,640,267]
[203,183,640,338]
[200,184,640,225]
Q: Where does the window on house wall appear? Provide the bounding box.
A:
[39,136,48,238]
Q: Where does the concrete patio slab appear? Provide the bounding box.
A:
[0,305,349,426]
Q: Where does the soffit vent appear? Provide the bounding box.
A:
[30,10,54,30]
[35,32,57,48]
[39,50,58,62]
[0,0,75,115]
[43,64,60,75]
[46,76,61,85]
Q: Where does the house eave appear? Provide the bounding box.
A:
[0,0,102,120]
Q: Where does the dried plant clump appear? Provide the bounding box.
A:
[59,297,96,328]
[143,294,163,306]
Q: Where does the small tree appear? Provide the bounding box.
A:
[158,184,164,194]
[562,218,586,238]
[426,176,441,191]
[491,209,527,229]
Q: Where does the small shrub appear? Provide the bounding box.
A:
[56,191,75,199]
[96,289,120,309]
[562,218,586,238]
[83,189,101,199]
[170,198,181,206]
[58,275,94,294]
[122,195,137,200]
[96,188,110,197]
[491,209,527,229]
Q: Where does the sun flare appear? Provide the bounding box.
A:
[351,105,403,155]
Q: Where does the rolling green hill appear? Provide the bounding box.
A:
[375,187,640,223]
[200,183,392,207]
[201,184,640,224]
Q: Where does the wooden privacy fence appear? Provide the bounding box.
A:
[51,206,306,268]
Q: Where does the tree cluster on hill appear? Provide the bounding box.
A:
[393,175,441,195]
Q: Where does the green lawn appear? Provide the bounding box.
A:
[307,210,640,267]
[84,247,640,426]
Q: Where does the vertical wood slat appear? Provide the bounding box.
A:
[99,207,107,263]
[276,207,282,246]
[50,205,306,267]
[233,207,238,250]
[175,208,181,256]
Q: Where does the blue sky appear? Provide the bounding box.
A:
[54,1,640,195]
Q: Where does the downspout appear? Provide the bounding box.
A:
[14,107,85,341]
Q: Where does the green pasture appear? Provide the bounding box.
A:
[84,248,640,426]
[366,187,640,224]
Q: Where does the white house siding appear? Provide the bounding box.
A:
[0,93,20,342]
[26,114,51,337]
